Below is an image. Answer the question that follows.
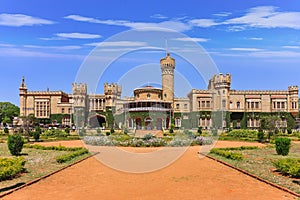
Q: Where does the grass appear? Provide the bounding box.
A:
[209,142,300,194]
[0,142,90,193]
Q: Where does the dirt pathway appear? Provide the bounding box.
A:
[3,141,296,200]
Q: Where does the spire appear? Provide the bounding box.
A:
[165,38,168,56]
[20,76,27,89]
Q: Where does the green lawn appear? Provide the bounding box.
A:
[0,143,90,193]
[209,142,300,194]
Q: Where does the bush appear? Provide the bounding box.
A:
[33,131,40,141]
[227,129,258,138]
[96,128,101,134]
[210,148,244,160]
[274,158,300,178]
[169,128,174,133]
[4,127,9,134]
[110,128,115,134]
[7,134,24,156]
[257,131,264,142]
[56,148,89,163]
[143,133,155,140]
[106,131,110,136]
[275,137,291,156]
[197,127,202,135]
[287,127,292,134]
[65,127,70,134]
[0,157,26,181]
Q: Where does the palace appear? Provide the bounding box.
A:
[19,53,299,130]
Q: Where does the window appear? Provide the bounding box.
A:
[251,102,254,109]
[236,101,240,109]
[201,101,205,108]
[277,102,280,109]
[175,118,181,127]
[62,108,65,114]
[222,100,226,108]
[176,104,180,109]
[230,101,232,109]
[281,102,285,109]
[147,93,151,99]
[184,104,187,110]
[206,101,210,108]
[68,108,71,113]
[255,102,259,109]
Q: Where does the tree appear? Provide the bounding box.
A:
[260,115,280,140]
[0,102,19,126]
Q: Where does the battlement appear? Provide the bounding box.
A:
[104,83,122,95]
[72,83,87,95]
[208,73,231,90]
[160,53,175,68]
[288,86,298,91]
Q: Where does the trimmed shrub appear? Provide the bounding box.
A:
[23,144,85,151]
[143,133,155,140]
[0,157,26,181]
[56,148,89,163]
[210,149,244,160]
[110,128,115,134]
[257,131,264,142]
[197,127,202,135]
[275,137,291,156]
[287,127,292,134]
[65,127,70,134]
[7,134,24,156]
[33,131,40,141]
[274,158,300,178]
[4,127,9,134]
[96,128,101,134]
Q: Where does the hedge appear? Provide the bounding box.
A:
[273,158,300,178]
[209,146,258,161]
[56,149,89,163]
[0,157,26,181]
[210,149,244,160]
[23,144,84,152]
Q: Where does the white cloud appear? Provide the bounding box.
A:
[23,45,82,50]
[39,37,67,41]
[85,41,147,47]
[282,46,300,49]
[65,15,191,32]
[189,19,219,27]
[173,37,209,42]
[229,48,263,51]
[0,47,84,59]
[0,13,54,26]
[249,50,300,58]
[213,12,232,17]
[56,32,101,39]
[150,14,168,19]
[248,37,263,41]
[224,6,300,29]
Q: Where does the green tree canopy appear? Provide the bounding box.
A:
[0,102,20,125]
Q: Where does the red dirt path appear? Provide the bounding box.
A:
[3,140,297,200]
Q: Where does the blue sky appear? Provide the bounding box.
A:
[1,0,300,105]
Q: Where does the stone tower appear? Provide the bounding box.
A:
[160,53,175,105]
[72,83,87,108]
[19,76,28,117]
[288,85,299,116]
[104,83,122,107]
[208,73,231,111]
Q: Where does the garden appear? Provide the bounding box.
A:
[209,138,300,194]
[0,133,90,194]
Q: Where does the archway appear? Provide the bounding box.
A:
[89,114,106,128]
[166,117,170,129]
[145,117,152,130]
[156,118,162,130]
[136,118,142,130]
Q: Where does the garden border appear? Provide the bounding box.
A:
[0,152,98,198]
[201,152,300,198]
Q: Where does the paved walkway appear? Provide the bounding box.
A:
[2,141,297,200]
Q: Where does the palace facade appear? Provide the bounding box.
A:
[19,53,299,130]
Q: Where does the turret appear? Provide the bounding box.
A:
[160,53,175,105]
